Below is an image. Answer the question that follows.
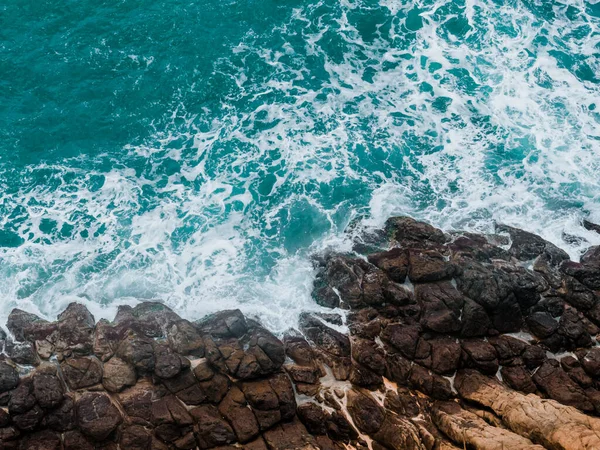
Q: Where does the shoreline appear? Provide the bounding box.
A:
[2,216,600,449]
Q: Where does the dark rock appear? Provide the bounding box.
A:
[196,309,248,338]
[532,360,593,411]
[17,430,61,450]
[120,425,152,450]
[190,404,236,449]
[461,340,499,375]
[415,282,462,334]
[368,248,409,283]
[349,363,384,389]
[161,369,206,405]
[241,378,281,430]
[61,356,103,389]
[562,261,600,290]
[7,309,52,342]
[0,361,19,392]
[384,387,420,417]
[12,404,44,431]
[428,338,462,375]
[193,361,231,404]
[557,308,593,349]
[116,333,156,374]
[380,323,419,359]
[9,379,36,415]
[262,418,319,450]
[583,219,600,234]
[154,344,189,379]
[167,320,205,356]
[63,430,94,450]
[5,341,39,366]
[151,396,194,444]
[44,395,76,431]
[54,303,96,356]
[581,348,600,377]
[385,216,447,247]
[408,249,455,283]
[93,320,126,362]
[352,338,386,375]
[581,245,600,265]
[522,344,546,370]
[326,411,359,442]
[496,224,569,263]
[102,356,136,393]
[76,392,122,441]
[32,371,63,409]
[347,389,384,434]
[408,364,453,400]
[114,302,180,338]
[297,403,328,435]
[527,311,559,339]
[118,380,165,426]
[218,386,260,443]
[460,297,492,337]
[500,365,536,393]
[488,335,527,366]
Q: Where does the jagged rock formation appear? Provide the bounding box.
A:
[2,217,600,449]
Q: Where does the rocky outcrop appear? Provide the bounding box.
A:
[2,217,600,449]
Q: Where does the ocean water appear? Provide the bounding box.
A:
[1,0,600,331]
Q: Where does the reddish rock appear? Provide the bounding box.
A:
[218,386,260,443]
[61,356,103,390]
[116,333,156,375]
[102,357,137,392]
[120,425,152,450]
[532,360,594,411]
[368,248,409,283]
[190,405,236,449]
[500,365,536,394]
[76,392,122,441]
[408,249,455,283]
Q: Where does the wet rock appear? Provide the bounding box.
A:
[380,323,419,360]
[190,404,236,449]
[9,378,36,415]
[581,347,600,377]
[167,319,205,356]
[154,344,189,379]
[460,297,492,337]
[350,363,383,389]
[0,361,19,392]
[115,302,180,338]
[93,319,126,362]
[76,392,122,441]
[218,386,260,443]
[527,311,559,338]
[562,260,600,290]
[347,389,384,434]
[120,425,152,450]
[116,332,156,375]
[408,364,453,400]
[297,403,328,435]
[161,369,206,405]
[12,404,44,431]
[408,249,455,283]
[32,371,63,409]
[17,429,62,450]
[102,357,137,392]
[151,396,194,445]
[557,308,593,349]
[415,282,462,334]
[496,224,569,263]
[583,219,600,234]
[61,356,103,390]
[368,248,409,283]
[385,216,447,248]
[532,360,593,411]
[196,309,248,338]
[7,309,52,342]
[500,365,536,394]
[5,341,39,366]
[522,345,546,370]
[461,339,499,376]
[193,361,231,404]
[44,395,75,431]
[384,387,420,417]
[241,378,281,430]
[118,380,165,426]
[262,418,319,450]
[54,303,96,356]
[352,338,386,375]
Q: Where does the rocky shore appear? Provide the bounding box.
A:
[3,217,600,449]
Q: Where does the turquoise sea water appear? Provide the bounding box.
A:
[1,0,600,330]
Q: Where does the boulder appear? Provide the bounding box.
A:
[368,248,409,283]
[415,282,462,334]
[44,395,76,431]
[118,380,166,426]
[461,340,499,376]
[196,309,248,338]
[102,357,137,392]
[218,386,260,443]
[408,250,455,283]
[116,332,156,374]
[385,217,447,248]
[526,311,558,339]
[500,365,536,394]
[496,224,569,263]
[32,371,64,409]
[17,429,62,450]
[532,360,593,411]
[61,356,103,390]
[0,361,19,392]
[167,319,205,356]
[120,425,152,450]
[5,341,39,366]
[7,309,52,342]
[76,392,122,441]
[191,404,236,449]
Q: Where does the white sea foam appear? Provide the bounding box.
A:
[1,0,600,331]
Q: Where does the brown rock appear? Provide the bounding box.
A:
[408,250,455,283]
[76,392,122,441]
[347,389,384,434]
[61,356,103,389]
[461,339,499,376]
[118,380,165,425]
[120,424,152,450]
[154,344,189,379]
[18,430,62,450]
[64,430,94,450]
[532,360,593,411]
[0,361,19,393]
[501,365,536,394]
[102,356,137,392]
[44,394,76,431]
[167,319,205,356]
[161,369,206,405]
[352,338,386,375]
[262,418,319,450]
[190,405,236,449]
[196,309,247,338]
[33,371,64,409]
[116,333,156,374]
[218,386,259,443]
[368,248,409,283]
